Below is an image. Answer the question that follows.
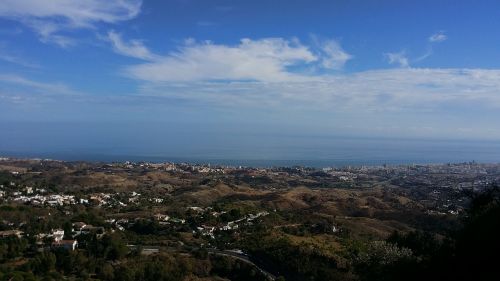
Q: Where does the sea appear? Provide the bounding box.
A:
[2,135,499,168]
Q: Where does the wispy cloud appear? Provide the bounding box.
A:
[0,0,142,47]
[386,31,448,66]
[0,45,39,68]
[313,37,353,70]
[115,37,351,82]
[385,51,410,68]
[136,68,500,111]
[124,37,320,82]
[0,74,80,96]
[0,53,38,68]
[107,30,156,60]
[429,31,447,43]
[413,31,447,62]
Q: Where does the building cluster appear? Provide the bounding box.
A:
[0,220,110,252]
[12,194,76,206]
[0,185,160,208]
[195,209,270,239]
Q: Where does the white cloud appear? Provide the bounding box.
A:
[126,38,319,82]
[107,30,156,60]
[429,31,447,43]
[118,37,353,83]
[314,38,353,70]
[414,47,433,63]
[385,51,410,68]
[0,0,142,47]
[386,31,447,66]
[136,68,500,112]
[111,36,500,113]
[6,68,500,115]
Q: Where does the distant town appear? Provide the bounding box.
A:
[0,157,499,281]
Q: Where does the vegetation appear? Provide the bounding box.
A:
[1,160,500,280]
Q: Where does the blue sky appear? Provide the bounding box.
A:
[1,0,500,160]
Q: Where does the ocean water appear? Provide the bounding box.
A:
[2,131,499,167]
[1,121,499,167]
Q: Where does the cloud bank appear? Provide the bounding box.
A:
[98,34,500,114]
[135,68,500,114]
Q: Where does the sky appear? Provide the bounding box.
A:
[1,0,500,161]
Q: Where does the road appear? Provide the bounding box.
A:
[127,245,276,280]
[207,249,276,280]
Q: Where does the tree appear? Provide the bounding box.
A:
[63,221,73,239]
[102,233,128,260]
[31,252,56,275]
[97,263,115,280]
[114,265,135,281]
[354,241,415,281]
